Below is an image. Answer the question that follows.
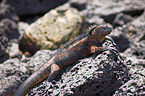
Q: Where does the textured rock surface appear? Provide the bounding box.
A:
[113,11,145,95]
[6,42,23,59]
[0,58,28,96]
[0,3,20,63]
[0,38,130,96]
[55,0,144,53]
[123,11,145,59]
[0,50,55,96]
[19,8,83,54]
[4,0,68,16]
[0,3,20,41]
[0,3,19,21]
[114,54,145,95]
[0,28,9,63]
[81,0,145,15]
[64,0,145,25]
[0,18,19,40]
[108,11,145,58]
[110,27,130,52]
[0,18,20,62]
[27,39,130,96]
[0,0,145,95]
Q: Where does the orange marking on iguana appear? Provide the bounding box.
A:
[15,24,112,96]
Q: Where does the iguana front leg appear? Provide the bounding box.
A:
[90,44,117,56]
[91,46,104,55]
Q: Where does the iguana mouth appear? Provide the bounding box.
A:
[104,27,112,34]
[96,25,112,36]
[104,25,112,33]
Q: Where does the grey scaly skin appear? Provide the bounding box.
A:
[15,24,113,96]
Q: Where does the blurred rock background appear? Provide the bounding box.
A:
[0,0,145,96]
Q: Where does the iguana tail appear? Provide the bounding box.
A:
[15,63,51,96]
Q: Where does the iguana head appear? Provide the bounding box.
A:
[88,24,112,42]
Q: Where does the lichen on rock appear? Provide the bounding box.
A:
[20,7,83,54]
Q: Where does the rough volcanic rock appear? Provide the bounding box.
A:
[0,37,130,96]
[112,11,145,59]
[4,0,68,16]
[0,29,9,63]
[0,3,20,63]
[19,8,83,55]
[0,3,19,21]
[0,50,55,96]
[0,18,19,40]
[1,0,145,95]
[124,11,145,59]
[0,3,20,41]
[6,42,23,59]
[53,0,145,54]
[109,27,130,52]
[26,38,130,96]
[0,18,20,62]
[0,58,28,96]
[108,10,145,53]
[64,0,145,26]
[112,13,133,27]
[114,54,145,95]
